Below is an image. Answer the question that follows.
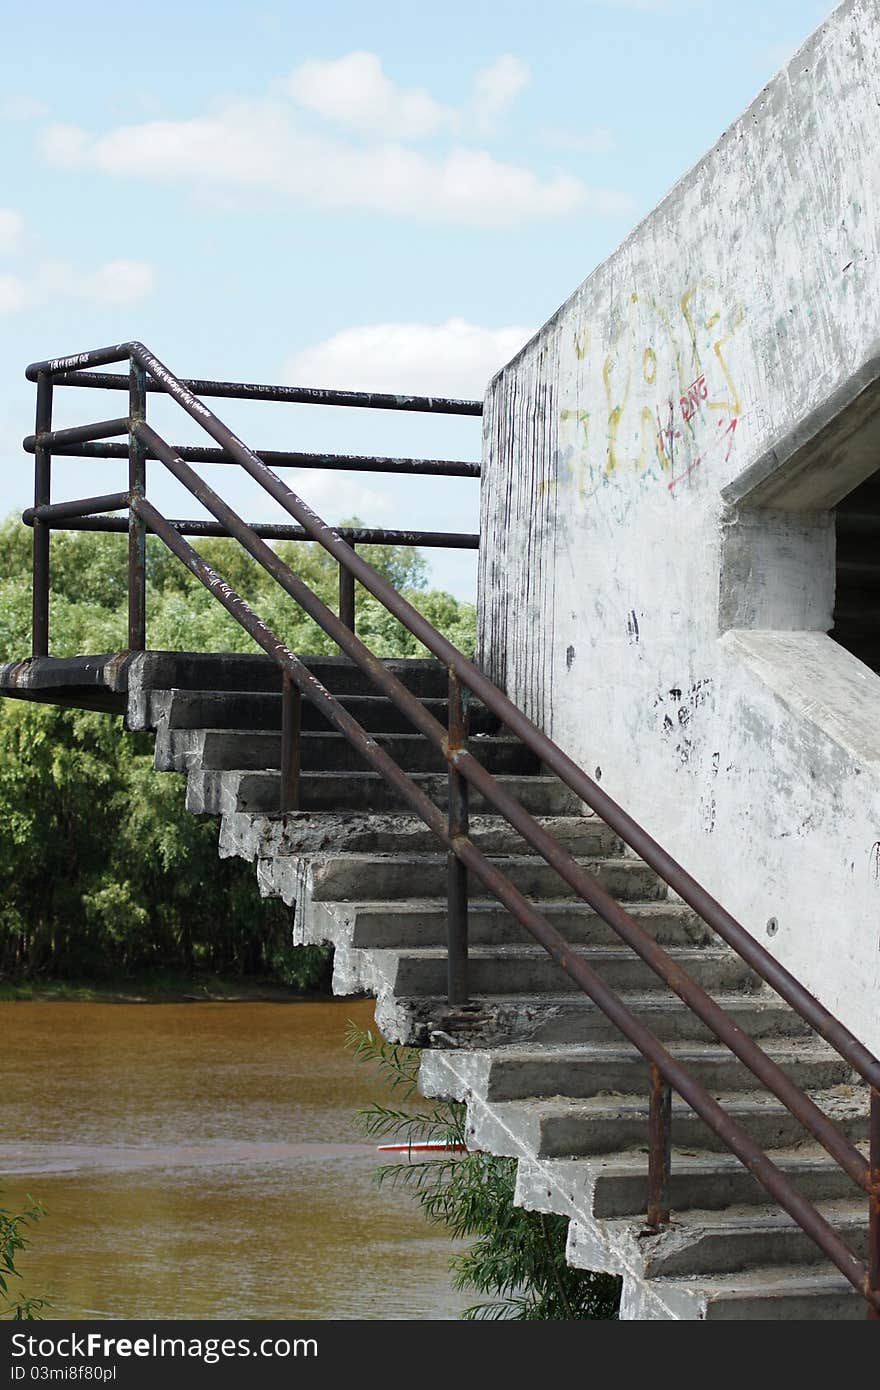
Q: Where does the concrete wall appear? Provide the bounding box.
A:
[478,0,880,1052]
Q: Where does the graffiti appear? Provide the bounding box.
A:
[667,415,738,495]
[555,279,746,506]
[654,678,713,767]
[679,372,708,423]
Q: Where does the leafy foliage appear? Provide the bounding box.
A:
[0,517,475,983]
[347,1024,621,1320]
[0,1196,49,1320]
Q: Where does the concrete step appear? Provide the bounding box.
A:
[637,1199,868,1278]
[647,1266,866,1320]
[157,689,503,736]
[161,728,538,775]
[381,945,757,997]
[582,1147,868,1218]
[393,990,815,1048]
[346,899,709,949]
[473,1088,869,1159]
[186,769,585,817]
[307,853,665,903]
[135,653,449,697]
[472,1041,853,1102]
[233,814,624,861]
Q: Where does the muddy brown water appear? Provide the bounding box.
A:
[1,999,473,1320]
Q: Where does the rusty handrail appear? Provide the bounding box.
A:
[134,421,870,1191]
[109,340,880,1093]
[133,488,876,1310]
[30,366,484,416]
[21,342,880,1314]
[21,511,479,550]
[23,435,481,479]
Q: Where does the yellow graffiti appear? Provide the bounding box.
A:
[558,409,591,497]
[709,302,745,416]
[601,293,665,475]
[561,279,745,495]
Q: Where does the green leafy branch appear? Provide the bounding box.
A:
[346,1023,620,1320]
[0,1195,49,1320]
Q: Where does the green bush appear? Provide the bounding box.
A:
[0,1195,48,1320]
[347,1024,621,1320]
[0,517,475,984]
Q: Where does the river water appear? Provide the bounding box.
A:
[1,999,473,1320]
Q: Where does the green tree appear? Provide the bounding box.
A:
[0,517,476,984]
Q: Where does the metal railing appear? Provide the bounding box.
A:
[20,342,880,1316]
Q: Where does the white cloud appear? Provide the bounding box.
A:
[0,273,31,313]
[289,469,391,518]
[287,51,451,139]
[286,50,529,140]
[0,208,24,253]
[0,208,155,312]
[0,257,156,315]
[41,99,631,226]
[45,258,157,304]
[248,470,392,524]
[470,55,530,132]
[284,318,533,399]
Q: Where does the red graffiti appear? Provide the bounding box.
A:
[679,373,708,423]
[667,416,738,494]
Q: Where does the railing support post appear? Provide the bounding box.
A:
[446,667,469,1006]
[280,671,302,813]
[128,359,147,650]
[647,1064,672,1229]
[339,543,356,633]
[31,372,53,657]
[869,1085,880,1319]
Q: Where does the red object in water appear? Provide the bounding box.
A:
[376,1141,469,1152]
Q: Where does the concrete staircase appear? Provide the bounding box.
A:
[127,651,870,1321]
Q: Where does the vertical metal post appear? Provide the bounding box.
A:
[339,542,356,633]
[128,358,147,650]
[446,667,469,1006]
[869,1086,879,1319]
[280,671,302,813]
[646,1064,672,1229]
[31,372,53,657]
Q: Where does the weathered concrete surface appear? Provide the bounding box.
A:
[477,0,880,1053]
[419,1050,867,1319]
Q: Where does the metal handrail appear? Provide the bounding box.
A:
[115,343,880,1093]
[21,342,880,1314]
[24,439,480,479]
[32,366,484,415]
[133,417,871,1172]
[22,509,479,550]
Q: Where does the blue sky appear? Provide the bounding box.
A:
[1,0,834,598]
